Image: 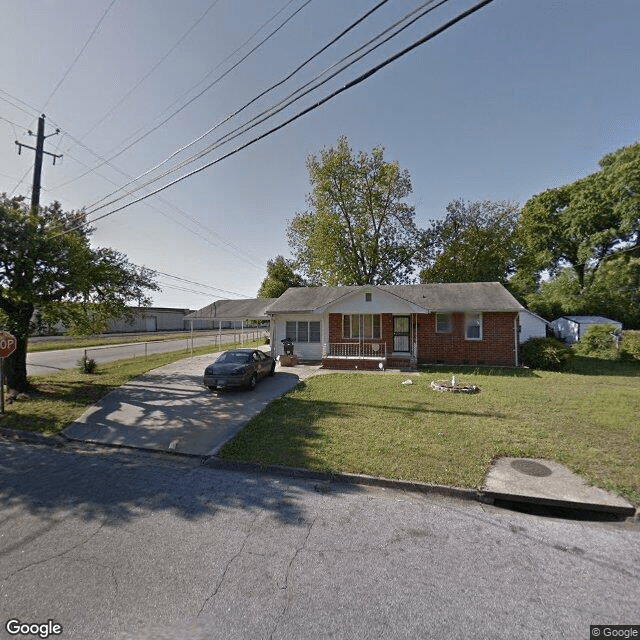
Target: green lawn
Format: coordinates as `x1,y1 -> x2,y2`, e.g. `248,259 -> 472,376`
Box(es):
220,358 -> 640,505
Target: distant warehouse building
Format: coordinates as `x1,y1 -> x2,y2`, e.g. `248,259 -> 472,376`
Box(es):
106,307 -> 193,333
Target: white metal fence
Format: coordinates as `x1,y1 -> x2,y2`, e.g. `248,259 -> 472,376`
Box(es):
326,342 -> 387,358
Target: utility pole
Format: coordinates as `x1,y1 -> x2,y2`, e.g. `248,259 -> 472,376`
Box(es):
15,114 -> 62,211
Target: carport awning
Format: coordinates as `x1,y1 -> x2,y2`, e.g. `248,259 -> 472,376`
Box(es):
184,298 -> 276,322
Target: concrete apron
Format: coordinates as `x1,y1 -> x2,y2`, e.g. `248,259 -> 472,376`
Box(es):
63,350 -> 322,457
482,457 -> 636,517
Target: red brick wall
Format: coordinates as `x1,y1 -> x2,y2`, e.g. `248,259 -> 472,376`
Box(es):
328,311 -> 517,367
415,312 -> 517,366
328,313 -> 395,353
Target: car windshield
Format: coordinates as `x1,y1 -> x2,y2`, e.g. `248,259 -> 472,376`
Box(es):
216,351 -> 252,364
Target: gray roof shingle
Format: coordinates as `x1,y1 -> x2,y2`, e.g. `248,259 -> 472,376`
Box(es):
266,283 -> 524,314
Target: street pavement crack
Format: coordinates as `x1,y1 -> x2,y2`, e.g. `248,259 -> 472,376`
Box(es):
197,511 -> 258,617
1,520 -> 106,582
269,516 -> 317,640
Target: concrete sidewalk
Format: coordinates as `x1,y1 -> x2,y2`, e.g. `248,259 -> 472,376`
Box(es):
63,351 -> 322,456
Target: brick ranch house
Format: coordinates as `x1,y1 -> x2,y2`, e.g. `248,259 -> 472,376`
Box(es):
265,282 -> 525,370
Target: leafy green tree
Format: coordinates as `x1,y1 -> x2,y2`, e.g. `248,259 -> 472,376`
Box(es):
419,199 -> 520,284
572,324 -> 620,360
287,136 -> 422,285
0,196 -> 159,393
512,142 -> 640,297
524,257 -> 640,328
257,255 -> 305,298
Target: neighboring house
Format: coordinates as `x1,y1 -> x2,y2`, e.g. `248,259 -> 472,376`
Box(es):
518,309 -> 550,344
184,299 -> 276,330
551,315 -> 623,344
265,282 -> 524,370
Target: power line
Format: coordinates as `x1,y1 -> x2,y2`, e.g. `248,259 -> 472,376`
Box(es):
53,0 -> 313,191
0,90 -> 41,120
9,166 -> 33,197
76,0 -> 222,143
42,0 -> 118,111
2,105 -> 257,270
151,269 -> 250,298
58,0 -> 495,234
89,0 -> 394,210
38,121 -> 265,268
85,0 -> 449,216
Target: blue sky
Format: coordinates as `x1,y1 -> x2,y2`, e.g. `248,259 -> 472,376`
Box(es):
2,0 -> 639,309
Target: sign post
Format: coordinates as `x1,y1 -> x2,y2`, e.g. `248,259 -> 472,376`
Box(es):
0,331 -> 18,415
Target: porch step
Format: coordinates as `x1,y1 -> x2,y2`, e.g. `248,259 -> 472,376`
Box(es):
386,356 -> 417,371
387,363 -> 417,372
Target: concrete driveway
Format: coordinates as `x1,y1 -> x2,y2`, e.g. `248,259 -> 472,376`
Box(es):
63,349 -> 322,456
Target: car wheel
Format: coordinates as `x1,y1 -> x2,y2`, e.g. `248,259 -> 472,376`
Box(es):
247,373 -> 258,391
269,361 -> 276,376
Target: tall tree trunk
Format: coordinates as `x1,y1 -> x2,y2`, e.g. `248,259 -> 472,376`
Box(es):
5,335 -> 30,394
4,304 -> 33,394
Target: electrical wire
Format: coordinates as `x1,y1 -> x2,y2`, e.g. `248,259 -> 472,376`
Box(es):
9,166 -> 33,197
57,0 -> 496,235
41,0 -> 118,111
53,0 -> 313,191
85,0 -> 448,215
151,269 -> 250,298
44,126 -> 265,268
89,0 -> 394,209
76,0 -> 222,143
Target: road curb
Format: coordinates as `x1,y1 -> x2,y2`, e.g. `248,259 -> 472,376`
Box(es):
3,428 -> 638,519
202,456 -> 480,502
0,425 -> 479,501
59,431 -> 205,459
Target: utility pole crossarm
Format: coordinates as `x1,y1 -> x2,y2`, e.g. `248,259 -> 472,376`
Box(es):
15,141 -> 62,165
14,114 -> 62,211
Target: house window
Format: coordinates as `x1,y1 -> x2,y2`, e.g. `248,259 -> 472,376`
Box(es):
436,313 -> 452,333
309,322 -> 321,342
465,313 -> 483,340
343,314 -> 381,339
286,321 -> 320,342
365,292 -> 372,302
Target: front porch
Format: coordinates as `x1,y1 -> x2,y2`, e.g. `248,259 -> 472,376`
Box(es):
321,342 -> 417,371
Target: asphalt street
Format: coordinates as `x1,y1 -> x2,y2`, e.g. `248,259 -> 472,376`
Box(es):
0,438 -> 638,640
26,331 -> 264,376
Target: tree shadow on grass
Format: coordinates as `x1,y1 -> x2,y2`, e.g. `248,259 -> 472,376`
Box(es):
568,356 -> 640,377
2,378 -> 119,433
218,392 -> 509,474
419,365 -> 540,378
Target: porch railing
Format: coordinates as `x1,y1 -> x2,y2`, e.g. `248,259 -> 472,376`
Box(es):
325,342 -> 387,359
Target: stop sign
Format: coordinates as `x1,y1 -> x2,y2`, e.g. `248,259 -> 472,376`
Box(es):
0,331 -> 17,358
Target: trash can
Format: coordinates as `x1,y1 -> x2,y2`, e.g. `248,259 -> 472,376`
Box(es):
281,338 -> 294,356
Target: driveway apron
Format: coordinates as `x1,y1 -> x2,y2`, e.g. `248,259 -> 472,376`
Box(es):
63,351 -> 322,456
